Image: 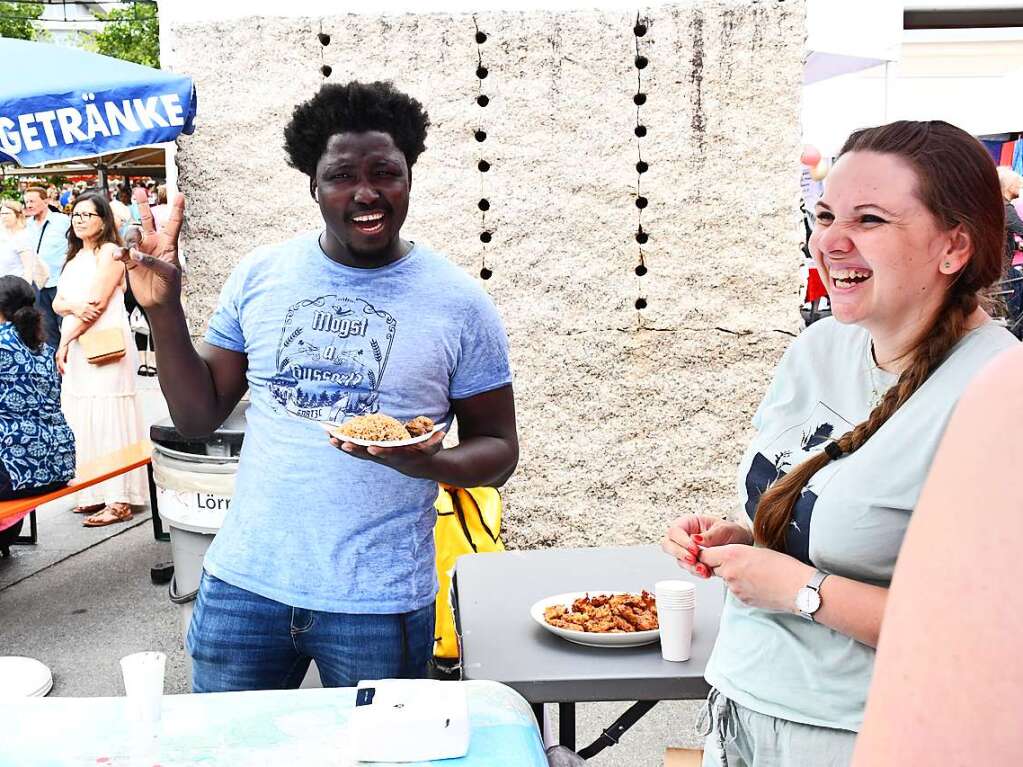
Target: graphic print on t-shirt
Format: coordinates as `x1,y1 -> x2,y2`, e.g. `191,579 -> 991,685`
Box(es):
268,294 -> 396,422
744,402 -> 855,564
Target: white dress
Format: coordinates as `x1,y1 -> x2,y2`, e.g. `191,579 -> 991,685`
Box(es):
58,247 -> 147,506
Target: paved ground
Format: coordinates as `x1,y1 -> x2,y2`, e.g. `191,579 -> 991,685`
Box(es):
0,373 -> 706,765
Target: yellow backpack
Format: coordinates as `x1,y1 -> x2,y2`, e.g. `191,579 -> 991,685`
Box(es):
433,484 -> 504,660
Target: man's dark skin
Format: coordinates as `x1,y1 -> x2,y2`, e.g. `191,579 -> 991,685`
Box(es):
121,130 -> 518,488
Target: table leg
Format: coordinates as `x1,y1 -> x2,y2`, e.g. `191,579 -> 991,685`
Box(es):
559,702 -> 576,752
531,702 -> 547,742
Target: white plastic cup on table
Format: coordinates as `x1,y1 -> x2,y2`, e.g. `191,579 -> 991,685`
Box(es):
655,580 -> 696,662
120,651 -> 166,730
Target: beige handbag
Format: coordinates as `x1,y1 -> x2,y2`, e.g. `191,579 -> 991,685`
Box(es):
79,327 -> 126,365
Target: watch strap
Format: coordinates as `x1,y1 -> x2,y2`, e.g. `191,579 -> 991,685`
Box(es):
807,569 -> 829,592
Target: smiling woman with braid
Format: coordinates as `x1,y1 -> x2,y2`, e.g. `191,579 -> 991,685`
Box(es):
662,121 -> 1018,767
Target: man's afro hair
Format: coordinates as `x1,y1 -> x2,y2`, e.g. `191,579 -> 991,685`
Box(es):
283,81 -> 430,178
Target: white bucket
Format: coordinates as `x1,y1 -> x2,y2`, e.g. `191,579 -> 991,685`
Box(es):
152,441 -> 321,688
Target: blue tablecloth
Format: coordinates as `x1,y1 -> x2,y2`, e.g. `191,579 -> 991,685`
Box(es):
0,680 -> 547,766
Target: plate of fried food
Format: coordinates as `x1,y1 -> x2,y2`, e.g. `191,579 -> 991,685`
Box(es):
322,413 -> 446,448
530,591 -> 660,648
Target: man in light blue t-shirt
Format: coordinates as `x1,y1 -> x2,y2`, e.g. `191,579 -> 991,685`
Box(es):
23,187 -> 70,349
119,81 -> 519,692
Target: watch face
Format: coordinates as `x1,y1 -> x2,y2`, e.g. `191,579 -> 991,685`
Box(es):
796,587 -> 821,615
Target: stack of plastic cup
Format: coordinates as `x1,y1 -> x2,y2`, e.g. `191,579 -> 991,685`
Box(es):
654,580 -> 696,662
120,651 -> 166,733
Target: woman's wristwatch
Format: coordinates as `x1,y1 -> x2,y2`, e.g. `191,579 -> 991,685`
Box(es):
795,569 -> 830,621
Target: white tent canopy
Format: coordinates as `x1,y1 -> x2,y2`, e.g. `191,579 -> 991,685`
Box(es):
804,0 -> 903,84
803,25 -> 1023,156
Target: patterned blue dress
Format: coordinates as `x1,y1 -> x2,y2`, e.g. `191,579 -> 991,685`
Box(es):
0,322 -> 75,497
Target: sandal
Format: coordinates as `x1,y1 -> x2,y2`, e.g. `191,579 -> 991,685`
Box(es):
82,504 -> 134,527
72,503 -> 106,515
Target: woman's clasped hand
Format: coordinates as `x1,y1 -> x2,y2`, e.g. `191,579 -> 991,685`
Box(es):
662,515 -> 812,613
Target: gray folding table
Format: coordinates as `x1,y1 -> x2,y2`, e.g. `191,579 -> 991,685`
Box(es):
454,545 -> 726,759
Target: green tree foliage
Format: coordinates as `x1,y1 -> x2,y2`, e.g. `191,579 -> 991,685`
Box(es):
94,3 -> 159,68
0,1 -> 44,40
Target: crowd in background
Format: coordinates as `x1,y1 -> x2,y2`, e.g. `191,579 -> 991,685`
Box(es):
0,179 -> 160,535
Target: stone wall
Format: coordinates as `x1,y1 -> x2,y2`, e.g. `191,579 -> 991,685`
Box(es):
164,1 -> 805,549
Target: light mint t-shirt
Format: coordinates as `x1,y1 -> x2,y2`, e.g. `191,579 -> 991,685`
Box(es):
24,211 -> 69,289
202,233 -> 512,613
705,317 -> 1017,732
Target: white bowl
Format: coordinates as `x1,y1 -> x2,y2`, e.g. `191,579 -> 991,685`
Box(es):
529,591 -> 660,648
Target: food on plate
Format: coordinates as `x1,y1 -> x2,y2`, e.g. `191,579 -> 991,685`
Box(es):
544,591 -> 658,633
404,415 -> 435,438
335,413 -> 410,442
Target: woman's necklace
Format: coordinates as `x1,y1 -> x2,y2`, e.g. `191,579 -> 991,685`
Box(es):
867,342 -> 887,410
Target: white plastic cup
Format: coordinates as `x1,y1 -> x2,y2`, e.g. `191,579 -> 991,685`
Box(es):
655,581 -> 696,662
655,580 -> 695,607
120,651 -> 166,730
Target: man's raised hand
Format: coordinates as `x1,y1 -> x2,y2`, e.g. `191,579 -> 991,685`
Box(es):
118,194 -> 185,311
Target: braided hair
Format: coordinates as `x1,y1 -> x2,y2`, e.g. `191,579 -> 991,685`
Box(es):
754,121 -> 1005,551
0,275 -> 45,352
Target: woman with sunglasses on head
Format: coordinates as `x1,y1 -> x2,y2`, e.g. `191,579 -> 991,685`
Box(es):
52,192 -> 146,526
662,121 -> 1018,766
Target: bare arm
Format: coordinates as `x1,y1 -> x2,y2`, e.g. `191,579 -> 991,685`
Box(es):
694,540 -> 889,648
147,303 -> 249,436
17,246 -> 33,284
52,290 -> 78,317
56,246 -> 124,345
810,575 -> 886,648
119,195 -> 249,436
332,384 -> 519,488
853,347 -> 1023,766
86,244 -> 128,313
428,384 -> 519,487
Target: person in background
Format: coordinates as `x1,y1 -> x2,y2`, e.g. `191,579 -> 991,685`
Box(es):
996,167 -> 1023,321
45,186 -> 61,213
851,345 -> 1023,766
52,192 -> 146,526
0,276 -> 75,555
59,183 -> 73,209
149,185 -> 170,232
108,185 -> 134,238
121,80 -> 518,693
996,167 -> 1023,261
22,186 -> 70,350
0,200 -> 46,286
662,121 -> 1017,767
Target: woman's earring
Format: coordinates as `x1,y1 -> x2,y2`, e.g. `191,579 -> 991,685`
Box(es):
944,261 -> 951,269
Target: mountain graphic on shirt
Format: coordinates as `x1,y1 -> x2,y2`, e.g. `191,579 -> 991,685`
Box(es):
270,295 -> 396,422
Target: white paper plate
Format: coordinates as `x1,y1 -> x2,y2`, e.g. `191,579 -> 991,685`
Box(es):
322,421 -> 446,448
529,591 -> 660,648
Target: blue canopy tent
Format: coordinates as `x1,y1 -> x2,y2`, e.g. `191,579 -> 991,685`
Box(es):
0,37 -> 196,180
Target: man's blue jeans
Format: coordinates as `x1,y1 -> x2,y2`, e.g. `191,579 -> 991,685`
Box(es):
186,571 -> 435,692
34,286 -> 60,352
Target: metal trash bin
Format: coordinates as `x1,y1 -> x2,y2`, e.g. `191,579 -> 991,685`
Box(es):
149,403 -> 321,688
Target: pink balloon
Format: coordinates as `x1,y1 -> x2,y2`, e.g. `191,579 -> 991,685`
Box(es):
800,145 -> 821,167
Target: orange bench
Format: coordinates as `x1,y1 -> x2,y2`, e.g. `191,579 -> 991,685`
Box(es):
0,441 -> 156,545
